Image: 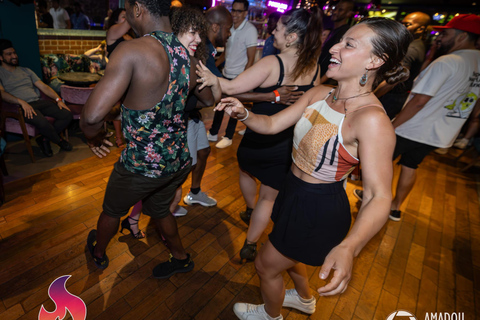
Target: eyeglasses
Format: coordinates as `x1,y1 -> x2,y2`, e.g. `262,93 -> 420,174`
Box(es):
231,9 -> 247,14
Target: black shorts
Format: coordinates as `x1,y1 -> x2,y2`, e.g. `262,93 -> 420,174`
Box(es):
269,171 -> 351,266
102,162 -> 190,219
393,135 -> 436,169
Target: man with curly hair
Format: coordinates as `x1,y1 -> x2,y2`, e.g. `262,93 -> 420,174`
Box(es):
81,0 -> 213,278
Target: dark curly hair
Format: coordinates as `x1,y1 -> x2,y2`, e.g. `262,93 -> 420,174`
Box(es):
127,0 -> 170,17
170,6 -> 208,64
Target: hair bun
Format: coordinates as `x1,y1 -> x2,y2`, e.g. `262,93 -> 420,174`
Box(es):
384,64 -> 410,85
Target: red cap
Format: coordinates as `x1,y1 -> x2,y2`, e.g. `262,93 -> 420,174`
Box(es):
433,14 -> 480,35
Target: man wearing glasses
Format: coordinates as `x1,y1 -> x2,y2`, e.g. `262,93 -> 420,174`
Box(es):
208,0 -> 258,148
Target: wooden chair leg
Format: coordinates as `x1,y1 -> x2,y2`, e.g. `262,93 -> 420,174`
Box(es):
18,116 -> 35,162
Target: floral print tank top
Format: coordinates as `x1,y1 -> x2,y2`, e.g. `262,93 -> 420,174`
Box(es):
120,31 -> 191,178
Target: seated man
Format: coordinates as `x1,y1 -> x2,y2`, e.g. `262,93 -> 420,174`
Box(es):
0,39 -> 72,157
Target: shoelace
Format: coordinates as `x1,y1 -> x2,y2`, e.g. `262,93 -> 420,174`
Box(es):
245,304 -> 264,314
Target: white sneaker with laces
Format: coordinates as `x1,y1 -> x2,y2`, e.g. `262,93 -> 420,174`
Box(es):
238,129 -> 246,135
233,303 -> 283,320
207,132 -> 218,142
183,191 -> 217,207
172,206 -> 188,217
282,289 -> 316,314
216,137 -> 232,149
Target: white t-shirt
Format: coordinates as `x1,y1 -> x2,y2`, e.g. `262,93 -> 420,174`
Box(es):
396,49 -> 480,148
49,7 -> 70,29
223,19 -> 258,79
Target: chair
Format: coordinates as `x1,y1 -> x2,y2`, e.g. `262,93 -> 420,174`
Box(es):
60,85 -> 94,119
0,95 -> 56,163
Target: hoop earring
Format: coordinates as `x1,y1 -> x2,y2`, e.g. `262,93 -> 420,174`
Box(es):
360,69 -> 368,86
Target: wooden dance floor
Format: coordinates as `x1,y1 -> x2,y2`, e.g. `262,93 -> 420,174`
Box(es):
0,137 -> 479,320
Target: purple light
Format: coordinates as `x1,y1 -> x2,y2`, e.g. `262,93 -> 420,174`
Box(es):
267,0 -> 288,12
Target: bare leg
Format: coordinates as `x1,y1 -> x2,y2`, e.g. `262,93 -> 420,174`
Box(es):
125,201 -> 144,237
170,186 -> 183,213
255,240 -> 299,318
191,147 -> 210,189
246,184 -> 278,243
152,214 -> 187,260
93,212 -> 120,258
391,165 -> 416,210
287,264 -> 313,300
239,169 -> 257,209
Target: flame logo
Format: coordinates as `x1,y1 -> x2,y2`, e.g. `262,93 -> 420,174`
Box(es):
38,275 -> 87,320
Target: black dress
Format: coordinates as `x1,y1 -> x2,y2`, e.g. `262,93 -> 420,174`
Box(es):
236,56 -> 319,190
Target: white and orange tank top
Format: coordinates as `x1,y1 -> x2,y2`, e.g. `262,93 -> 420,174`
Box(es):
292,91 -> 360,182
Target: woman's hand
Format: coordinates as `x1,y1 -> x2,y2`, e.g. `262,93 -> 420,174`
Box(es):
196,61 -> 219,90
317,243 -> 355,296
214,97 -> 248,120
277,86 -> 304,105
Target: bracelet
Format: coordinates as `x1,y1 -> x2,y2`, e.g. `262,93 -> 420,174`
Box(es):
55,97 -> 63,103
238,108 -> 249,122
273,89 -> 281,103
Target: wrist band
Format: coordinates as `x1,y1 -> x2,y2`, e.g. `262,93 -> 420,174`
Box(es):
273,90 -> 281,103
238,108 -> 249,122
55,97 -> 62,103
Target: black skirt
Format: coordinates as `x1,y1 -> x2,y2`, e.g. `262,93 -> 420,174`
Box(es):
269,170 -> 352,266
237,136 -> 293,191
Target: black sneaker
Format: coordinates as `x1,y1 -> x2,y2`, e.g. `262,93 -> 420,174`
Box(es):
36,136 -> 53,157
239,208 -> 253,225
389,210 -> 401,221
152,253 -> 194,279
353,189 -> 363,201
58,139 -> 73,151
87,229 -> 109,269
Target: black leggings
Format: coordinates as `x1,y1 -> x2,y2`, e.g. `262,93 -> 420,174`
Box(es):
26,100 -> 73,144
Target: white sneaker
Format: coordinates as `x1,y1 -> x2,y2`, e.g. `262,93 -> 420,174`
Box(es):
216,137 -> 232,149
233,303 -> 283,320
283,289 -> 316,314
454,138 -> 469,149
172,206 -> 188,217
434,148 -> 449,155
238,129 -> 246,135
184,191 -> 217,206
207,132 -> 218,142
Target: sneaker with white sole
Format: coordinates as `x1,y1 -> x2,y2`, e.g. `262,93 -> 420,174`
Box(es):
238,129 -> 246,135
233,303 -> 283,320
283,289 -> 316,314
207,132 -> 218,142
434,148 -> 449,155
172,206 -> 188,217
353,189 -> 363,202
454,137 -> 469,149
184,191 -> 217,206
216,137 -> 232,148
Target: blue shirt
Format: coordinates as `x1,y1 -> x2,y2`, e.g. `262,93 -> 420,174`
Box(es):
262,35 -> 279,58
71,12 -> 90,30
206,39 -> 223,78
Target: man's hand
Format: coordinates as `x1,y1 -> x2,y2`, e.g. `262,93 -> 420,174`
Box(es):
86,130 -> 113,158
19,101 -> 37,119
277,86 -> 304,105
57,100 -> 71,111
317,244 -> 355,296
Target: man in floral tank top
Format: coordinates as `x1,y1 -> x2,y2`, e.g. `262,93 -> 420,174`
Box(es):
81,0 -> 194,278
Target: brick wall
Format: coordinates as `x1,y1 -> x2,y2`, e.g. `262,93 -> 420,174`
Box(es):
38,35 -> 105,55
